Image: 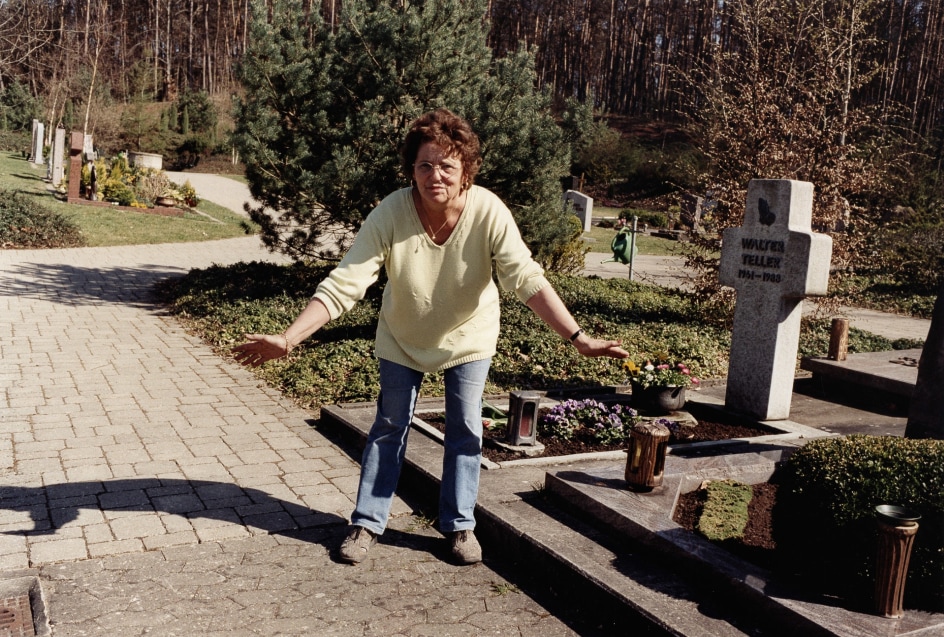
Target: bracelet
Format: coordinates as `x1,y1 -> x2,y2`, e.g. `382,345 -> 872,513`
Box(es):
568,328 -> 584,344
281,332 -> 295,354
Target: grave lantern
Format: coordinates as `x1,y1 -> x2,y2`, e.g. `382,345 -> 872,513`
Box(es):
625,421 -> 670,491
874,505 -> 921,618
506,391 -> 541,446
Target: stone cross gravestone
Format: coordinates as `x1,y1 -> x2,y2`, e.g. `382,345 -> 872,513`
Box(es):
51,126 -> 66,186
564,190 -> 593,232
719,179 -> 833,420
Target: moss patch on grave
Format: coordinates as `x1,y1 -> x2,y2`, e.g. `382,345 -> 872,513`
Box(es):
696,479 -> 753,541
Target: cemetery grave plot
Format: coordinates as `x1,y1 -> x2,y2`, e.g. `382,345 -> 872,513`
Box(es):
673,481 -> 779,566
416,408 -> 780,463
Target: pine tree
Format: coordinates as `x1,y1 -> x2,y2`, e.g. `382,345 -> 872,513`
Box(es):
233,0 -> 587,269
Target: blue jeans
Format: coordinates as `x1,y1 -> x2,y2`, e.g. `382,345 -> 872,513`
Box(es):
350,357 -> 491,535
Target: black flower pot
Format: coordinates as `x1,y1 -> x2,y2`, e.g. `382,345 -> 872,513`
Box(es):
631,381 -> 686,415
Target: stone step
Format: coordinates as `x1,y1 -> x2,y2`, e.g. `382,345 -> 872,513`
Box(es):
318,396 -> 944,636
800,348 -> 921,397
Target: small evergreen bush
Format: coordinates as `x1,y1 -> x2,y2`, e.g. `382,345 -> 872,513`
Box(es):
620,208 -> 667,228
541,214 -> 589,275
0,190 -> 85,248
100,179 -> 136,206
774,435 -> 944,612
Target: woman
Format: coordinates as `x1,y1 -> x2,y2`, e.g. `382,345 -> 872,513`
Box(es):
233,108 -> 627,565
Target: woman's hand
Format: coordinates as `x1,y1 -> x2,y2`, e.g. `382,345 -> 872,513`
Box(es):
232,334 -> 291,367
573,335 -> 629,359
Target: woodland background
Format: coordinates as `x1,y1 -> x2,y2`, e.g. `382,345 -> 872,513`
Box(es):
2,0 -> 940,138
2,0 -> 943,294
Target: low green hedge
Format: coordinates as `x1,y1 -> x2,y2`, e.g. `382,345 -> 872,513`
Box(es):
620,208 -> 668,228
774,435 -> 944,612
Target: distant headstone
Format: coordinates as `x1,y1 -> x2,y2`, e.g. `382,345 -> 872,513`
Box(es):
564,190 -> 593,232
29,119 -> 38,161
680,193 -> 704,232
51,126 -> 66,187
719,179 -> 833,420
30,120 -> 45,165
67,131 -> 84,202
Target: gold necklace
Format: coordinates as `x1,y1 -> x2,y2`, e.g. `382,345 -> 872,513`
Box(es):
426,215 -> 451,240
416,194 -> 452,240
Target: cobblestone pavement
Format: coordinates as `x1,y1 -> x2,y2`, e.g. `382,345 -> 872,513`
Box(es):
0,239 -> 603,636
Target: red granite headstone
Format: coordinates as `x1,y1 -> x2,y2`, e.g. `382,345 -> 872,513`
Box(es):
67,131 -> 84,202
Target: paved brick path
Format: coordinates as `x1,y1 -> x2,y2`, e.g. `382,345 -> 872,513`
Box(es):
0,238 -> 596,635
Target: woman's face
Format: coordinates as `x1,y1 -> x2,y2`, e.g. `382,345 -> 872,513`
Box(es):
412,142 -> 465,210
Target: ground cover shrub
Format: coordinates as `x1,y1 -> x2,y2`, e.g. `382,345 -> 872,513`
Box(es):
158,261 -> 919,421
0,189 -> 86,248
491,274 -> 731,392
774,435 -> 944,612
158,261 -> 733,409
830,273 -> 938,320
798,317 -> 924,357
697,480 -> 753,541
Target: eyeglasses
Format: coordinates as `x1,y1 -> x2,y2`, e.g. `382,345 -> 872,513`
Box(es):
414,161 -> 460,177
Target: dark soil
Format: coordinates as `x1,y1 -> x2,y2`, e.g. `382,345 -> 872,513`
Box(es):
417,411 -> 777,464
417,408 -> 780,561
673,482 -> 779,567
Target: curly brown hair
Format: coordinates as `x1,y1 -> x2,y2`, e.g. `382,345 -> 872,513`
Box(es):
399,108 -> 482,189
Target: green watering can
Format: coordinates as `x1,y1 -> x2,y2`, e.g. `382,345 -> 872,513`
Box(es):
602,227 -> 637,265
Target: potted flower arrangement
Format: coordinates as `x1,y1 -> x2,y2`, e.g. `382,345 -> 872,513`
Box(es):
623,355 -> 699,414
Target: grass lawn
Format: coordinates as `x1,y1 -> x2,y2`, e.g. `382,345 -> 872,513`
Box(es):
2,153 -> 256,246
584,205 -> 690,256
583,224 -> 687,256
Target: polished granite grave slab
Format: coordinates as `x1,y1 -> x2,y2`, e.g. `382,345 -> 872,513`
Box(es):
546,454 -> 944,637
800,348 -> 922,397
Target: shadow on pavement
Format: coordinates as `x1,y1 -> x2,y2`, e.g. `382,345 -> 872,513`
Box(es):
0,262 -> 187,307
0,478 -> 346,539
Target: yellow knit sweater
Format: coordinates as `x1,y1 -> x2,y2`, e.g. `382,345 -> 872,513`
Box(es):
313,185 -> 550,372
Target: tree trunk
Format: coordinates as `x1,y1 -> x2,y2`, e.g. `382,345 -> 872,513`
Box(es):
905,277 -> 944,440
154,0 -> 160,94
